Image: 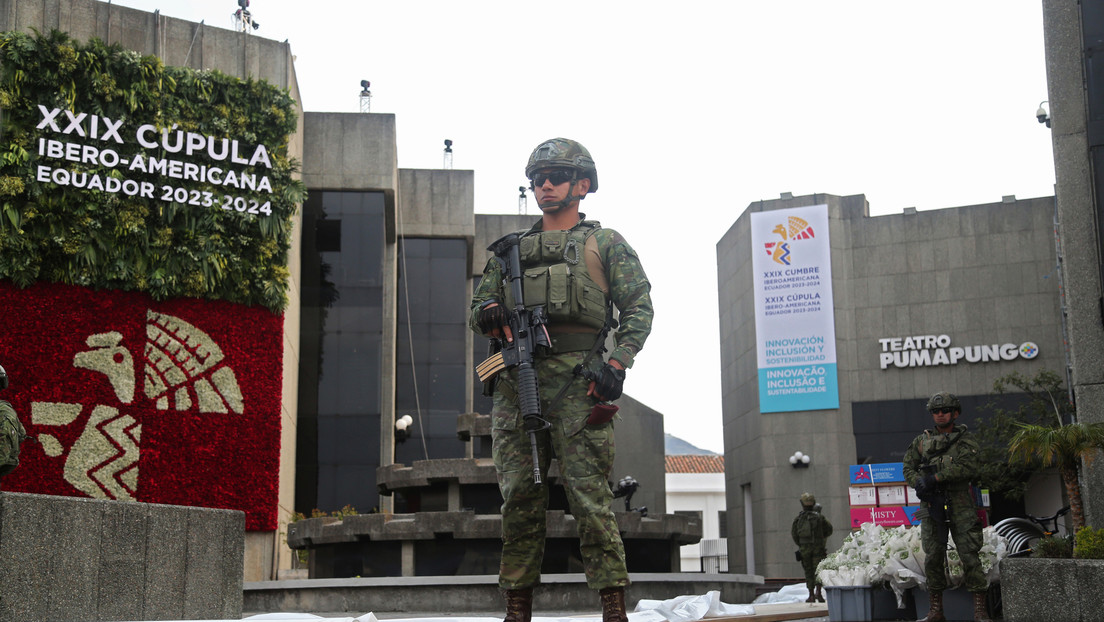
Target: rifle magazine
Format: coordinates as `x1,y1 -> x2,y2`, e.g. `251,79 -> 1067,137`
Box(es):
477,352 -> 506,382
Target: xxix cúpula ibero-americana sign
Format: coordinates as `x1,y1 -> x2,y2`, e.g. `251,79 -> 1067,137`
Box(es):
0,30 -> 304,530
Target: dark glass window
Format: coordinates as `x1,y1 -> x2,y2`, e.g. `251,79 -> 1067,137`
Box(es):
394,238 -> 469,471
297,191 -> 385,514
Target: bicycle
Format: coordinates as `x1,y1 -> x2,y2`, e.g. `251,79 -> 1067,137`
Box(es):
993,505 -> 1072,557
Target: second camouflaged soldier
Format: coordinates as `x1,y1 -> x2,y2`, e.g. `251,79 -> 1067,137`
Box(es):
791,492 -> 833,603
471,138 -> 653,622
903,392 -> 990,622
0,364 -> 28,484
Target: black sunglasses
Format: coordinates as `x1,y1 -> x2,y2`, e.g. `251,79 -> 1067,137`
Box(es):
530,169 -> 576,187
930,407 -> 956,415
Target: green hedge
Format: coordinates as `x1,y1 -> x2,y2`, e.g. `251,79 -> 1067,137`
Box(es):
0,29 -> 305,313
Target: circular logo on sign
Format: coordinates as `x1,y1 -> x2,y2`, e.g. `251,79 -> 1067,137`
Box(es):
1019,342 -> 1039,359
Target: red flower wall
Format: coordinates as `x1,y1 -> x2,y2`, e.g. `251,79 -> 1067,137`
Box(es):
0,280 -> 283,530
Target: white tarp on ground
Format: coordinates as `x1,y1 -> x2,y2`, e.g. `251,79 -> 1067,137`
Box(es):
141,587 -> 815,622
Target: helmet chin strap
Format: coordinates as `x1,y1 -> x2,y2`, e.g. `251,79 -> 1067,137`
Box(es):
535,174 -> 584,212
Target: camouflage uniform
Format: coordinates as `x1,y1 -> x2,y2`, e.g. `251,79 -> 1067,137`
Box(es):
471,216 -> 652,591
902,423 -> 987,593
0,400 -> 26,479
791,504 -> 833,593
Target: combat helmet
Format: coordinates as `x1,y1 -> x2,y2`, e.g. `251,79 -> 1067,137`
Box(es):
800,492 -> 816,507
0,364 -> 7,391
926,391 -> 960,412
525,138 -> 599,192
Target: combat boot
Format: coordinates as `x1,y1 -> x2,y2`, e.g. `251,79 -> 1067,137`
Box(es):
972,592 -> 992,622
814,584 -> 825,602
502,587 -> 533,622
918,590 -> 946,622
599,586 -> 628,622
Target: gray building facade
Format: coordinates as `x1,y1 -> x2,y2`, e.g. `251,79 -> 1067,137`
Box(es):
1042,0 -> 1104,531
718,193 -> 1065,577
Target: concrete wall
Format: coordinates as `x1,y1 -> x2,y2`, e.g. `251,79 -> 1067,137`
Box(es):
399,168 -> 475,240
0,492 -> 243,622
1042,0 -> 1104,529
612,394 -> 667,515
244,573 -> 763,617
472,213 -> 538,276
0,0 -> 306,581
718,193 -> 1064,577
301,112 -> 399,239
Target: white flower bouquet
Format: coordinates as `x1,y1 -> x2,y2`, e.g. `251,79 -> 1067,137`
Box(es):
816,523 -> 1008,607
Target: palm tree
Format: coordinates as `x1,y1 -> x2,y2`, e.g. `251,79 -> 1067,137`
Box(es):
1008,421 -> 1104,531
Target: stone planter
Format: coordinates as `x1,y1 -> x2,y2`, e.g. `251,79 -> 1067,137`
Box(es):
1001,557 -> 1104,622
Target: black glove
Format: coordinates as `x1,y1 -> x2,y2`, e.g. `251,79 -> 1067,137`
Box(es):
914,473 -> 937,501
586,363 -> 626,402
475,300 -> 507,335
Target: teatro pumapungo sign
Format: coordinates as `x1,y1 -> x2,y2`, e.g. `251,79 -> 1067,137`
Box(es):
878,334 -> 1039,370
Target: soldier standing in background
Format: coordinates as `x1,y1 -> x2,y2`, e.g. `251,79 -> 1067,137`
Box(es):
791,492 -> 833,602
0,364 -> 29,484
471,138 -> 653,622
903,392 -> 990,622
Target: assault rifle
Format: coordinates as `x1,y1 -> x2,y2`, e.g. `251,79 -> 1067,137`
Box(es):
475,232 -> 552,484
918,463 -> 948,526
915,430 -> 963,526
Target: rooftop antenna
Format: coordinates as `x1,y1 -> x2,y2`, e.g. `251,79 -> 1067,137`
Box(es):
443,139 -> 453,169
518,186 -> 528,215
232,0 -> 259,33
359,80 -> 371,113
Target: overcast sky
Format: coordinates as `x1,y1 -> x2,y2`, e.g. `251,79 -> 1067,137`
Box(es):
111,1 -> 1056,454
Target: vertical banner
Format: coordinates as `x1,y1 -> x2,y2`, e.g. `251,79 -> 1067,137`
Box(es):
750,204 -> 839,413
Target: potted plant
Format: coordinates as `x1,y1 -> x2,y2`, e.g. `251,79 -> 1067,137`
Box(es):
1007,420 -> 1104,532
997,373 -> 1104,621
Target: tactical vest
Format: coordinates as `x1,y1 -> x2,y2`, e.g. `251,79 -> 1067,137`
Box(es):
918,426 -> 969,491
502,220 -> 610,331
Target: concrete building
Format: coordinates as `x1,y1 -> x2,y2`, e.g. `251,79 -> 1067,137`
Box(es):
717,193 -> 1065,577
1041,0 -> 1104,530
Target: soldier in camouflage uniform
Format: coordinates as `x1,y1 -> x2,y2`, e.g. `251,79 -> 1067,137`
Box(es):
791,492 -> 832,603
0,364 -> 28,483
903,392 -> 991,622
471,138 -> 652,622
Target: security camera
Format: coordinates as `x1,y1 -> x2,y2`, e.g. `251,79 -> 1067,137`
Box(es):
1036,101 -> 1052,128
